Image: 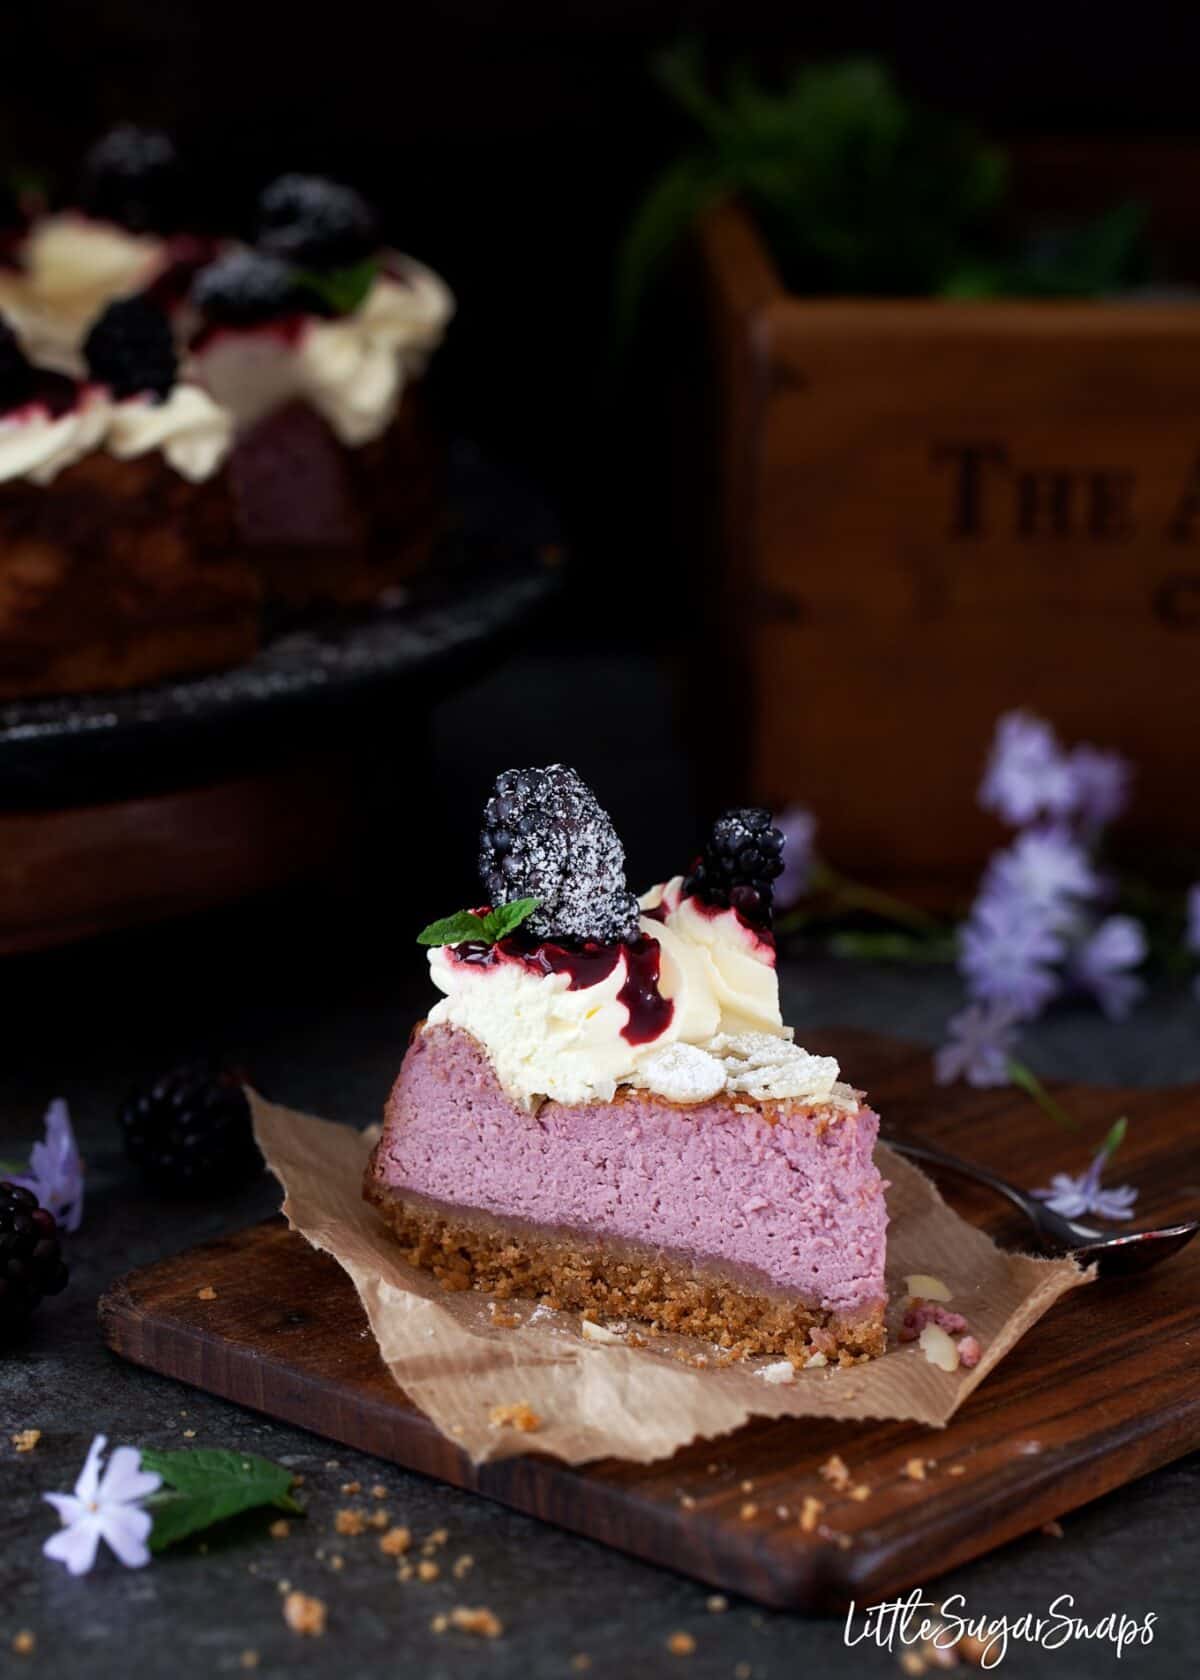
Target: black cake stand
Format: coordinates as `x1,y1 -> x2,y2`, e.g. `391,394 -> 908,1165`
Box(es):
0,442 -> 563,953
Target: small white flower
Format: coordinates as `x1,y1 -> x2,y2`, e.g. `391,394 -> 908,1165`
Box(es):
43,1434 -> 161,1575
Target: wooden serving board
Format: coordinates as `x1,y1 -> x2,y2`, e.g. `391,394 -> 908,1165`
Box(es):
98,1030 -> 1200,1612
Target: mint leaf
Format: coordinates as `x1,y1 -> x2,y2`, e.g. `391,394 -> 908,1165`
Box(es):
416,910 -> 491,947
482,897 -> 540,941
140,1448 -> 302,1553
295,258 -> 378,317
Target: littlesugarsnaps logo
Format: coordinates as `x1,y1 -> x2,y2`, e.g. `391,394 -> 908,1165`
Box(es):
843,1589 -> 1157,1668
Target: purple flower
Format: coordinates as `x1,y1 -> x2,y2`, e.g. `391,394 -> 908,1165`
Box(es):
1034,1122 -> 1138,1223
959,893 -> 1064,1018
773,804 -> 816,907
1066,744 -> 1131,833
13,1098 -> 84,1233
981,825 -> 1100,922
43,1435 -> 161,1575
934,1002 -> 1021,1087
1070,916 -> 1147,1021
979,711 -> 1077,827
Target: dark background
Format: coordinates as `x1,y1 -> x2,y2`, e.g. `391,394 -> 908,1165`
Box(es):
8,0 -> 1200,637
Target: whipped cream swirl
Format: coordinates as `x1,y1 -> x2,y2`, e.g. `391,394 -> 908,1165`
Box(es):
425,878 -> 852,1112
0,214 -> 166,370
107,385 -> 233,480
0,389 -> 112,485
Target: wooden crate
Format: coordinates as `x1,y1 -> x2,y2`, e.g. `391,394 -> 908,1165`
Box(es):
696,200 -> 1200,897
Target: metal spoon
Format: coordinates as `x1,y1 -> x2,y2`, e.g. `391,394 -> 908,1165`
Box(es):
882,1133 -> 1199,1278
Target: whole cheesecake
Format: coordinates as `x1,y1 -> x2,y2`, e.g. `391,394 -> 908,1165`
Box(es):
0,131 -> 454,701
366,774 -> 888,1366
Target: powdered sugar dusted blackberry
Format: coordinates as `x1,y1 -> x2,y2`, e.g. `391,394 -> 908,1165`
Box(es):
478,765 -> 640,943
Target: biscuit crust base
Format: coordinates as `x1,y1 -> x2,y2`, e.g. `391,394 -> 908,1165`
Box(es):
363,1177 -> 886,1365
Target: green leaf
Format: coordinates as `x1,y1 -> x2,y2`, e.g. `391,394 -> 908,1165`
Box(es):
1005,1058 -> 1080,1133
140,1448 -> 302,1553
1101,1115 -> 1129,1162
294,257 -> 379,317
416,910 -> 491,947
482,897 -> 541,941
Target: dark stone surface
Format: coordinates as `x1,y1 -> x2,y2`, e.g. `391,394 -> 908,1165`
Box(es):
1,901 -> 1196,1679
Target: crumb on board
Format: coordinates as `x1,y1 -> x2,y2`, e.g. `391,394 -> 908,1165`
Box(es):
368,1508 -> 389,1529
453,1553 -> 474,1579
666,1631 -> 696,1656
849,1484 -> 871,1502
11,1430 -> 41,1453
489,1402 -> 542,1433
334,1509 -> 366,1536
196,1286 -> 217,1301
947,1463 -> 966,1476
282,1592 -> 326,1637
269,1520 -> 289,1539
340,1480 -> 361,1495
417,1559 -> 440,1581
379,1526 -> 412,1556
182,1429 -> 196,1439
819,1454 -> 851,1492
679,1493 -> 696,1510
488,1302 -> 522,1328
903,1458 -> 928,1482
12,1631 -> 36,1657
371,1483 -> 387,1500
739,1503 -> 758,1521
437,1606 -> 503,1638
740,1479 -> 755,1493
706,1595 -> 729,1613
800,1496 -> 824,1533
239,1653 -> 258,1671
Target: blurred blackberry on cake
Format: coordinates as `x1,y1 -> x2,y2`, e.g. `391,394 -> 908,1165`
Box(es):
0,130 -> 454,702
0,1181 -> 68,1335
190,248 -> 302,327
120,1063 -> 261,1194
685,808 -> 785,927
79,125 -> 180,234
255,174 -> 380,271
84,294 -> 176,400
479,765 -> 641,944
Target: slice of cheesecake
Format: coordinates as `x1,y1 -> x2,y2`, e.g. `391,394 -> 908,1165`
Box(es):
365,773 -> 888,1365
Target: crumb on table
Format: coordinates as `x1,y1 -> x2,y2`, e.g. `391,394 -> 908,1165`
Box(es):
282,1591 -> 327,1637
379,1525 -> 412,1556
12,1429 -> 41,1454
12,1631 -> 36,1657
196,1286 -> 217,1301
666,1631 -> 696,1656
334,1508 -> 366,1536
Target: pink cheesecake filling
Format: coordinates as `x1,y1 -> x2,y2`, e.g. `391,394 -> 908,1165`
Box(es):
373,1026 -> 887,1316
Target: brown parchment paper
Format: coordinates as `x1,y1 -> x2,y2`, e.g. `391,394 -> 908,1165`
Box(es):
250,1092 -> 1092,1466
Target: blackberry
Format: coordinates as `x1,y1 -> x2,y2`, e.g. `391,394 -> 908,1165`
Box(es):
255,173 -> 379,270
0,314 -> 34,413
191,248 -> 303,326
83,295 -> 177,401
0,1182 -> 68,1336
684,808 -> 785,927
79,125 -> 179,234
479,765 -> 640,944
119,1064 -> 261,1194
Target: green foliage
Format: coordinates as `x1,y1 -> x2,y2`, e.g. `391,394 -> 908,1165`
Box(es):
141,1448 -> 302,1553
295,257 -> 378,316
417,897 -> 541,948
617,45 -> 1146,341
